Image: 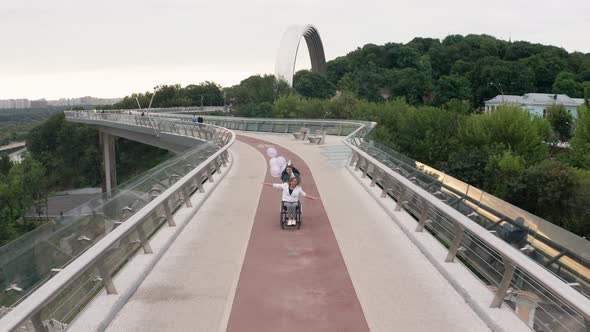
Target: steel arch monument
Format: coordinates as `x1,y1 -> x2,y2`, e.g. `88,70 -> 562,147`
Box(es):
275,24 -> 327,87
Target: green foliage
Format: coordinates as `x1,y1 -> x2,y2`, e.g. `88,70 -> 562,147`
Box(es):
434,75 -> 472,105
485,150 -> 526,197
272,94 -> 327,119
0,108 -> 63,145
445,147 -> 489,188
0,154 -> 48,245
458,105 -> 549,165
113,82 -> 225,109
0,154 -> 12,176
505,160 -> 577,229
227,74 -> 290,106
293,70 -> 336,99
553,71 -> 582,97
570,169 -> 590,237
546,104 -> 573,141
28,113 -> 102,189
571,105 -> 590,168
233,102 -> 273,118
326,35 -> 588,106
116,138 -> 174,184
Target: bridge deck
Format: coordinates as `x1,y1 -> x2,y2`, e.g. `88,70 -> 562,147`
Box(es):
104,133 -> 492,331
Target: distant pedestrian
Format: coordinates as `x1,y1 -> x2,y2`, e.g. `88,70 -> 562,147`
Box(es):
141,111 -> 145,116
192,114 -> 197,123
197,116 -> 204,123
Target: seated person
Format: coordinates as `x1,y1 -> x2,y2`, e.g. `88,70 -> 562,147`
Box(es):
263,177 -> 317,226
281,165 -> 300,183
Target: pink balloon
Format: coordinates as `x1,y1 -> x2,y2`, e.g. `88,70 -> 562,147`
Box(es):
266,147 -> 277,158
270,166 -> 282,178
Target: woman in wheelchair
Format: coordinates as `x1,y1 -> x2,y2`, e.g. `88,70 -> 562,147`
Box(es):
263,177 -> 317,226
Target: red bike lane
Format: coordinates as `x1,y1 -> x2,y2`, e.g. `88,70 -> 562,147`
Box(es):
226,135 -> 369,332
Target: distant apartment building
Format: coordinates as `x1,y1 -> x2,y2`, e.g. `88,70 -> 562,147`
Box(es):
484,93 -> 584,118
0,96 -> 121,109
30,99 -> 48,108
46,96 -> 122,107
0,99 -> 31,109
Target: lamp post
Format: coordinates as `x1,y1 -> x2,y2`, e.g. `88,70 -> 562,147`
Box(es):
490,82 -> 505,103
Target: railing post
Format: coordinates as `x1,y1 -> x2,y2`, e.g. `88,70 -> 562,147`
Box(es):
208,164 -> 215,182
96,258 -> 117,294
349,152 -> 358,167
370,170 -> 379,187
394,187 -> 407,211
136,223 -> 153,254
415,200 -> 431,232
182,186 -> 193,208
361,162 -> 372,178
195,173 -> 206,193
445,222 -> 465,262
163,202 -> 176,226
490,258 -> 516,308
354,156 -> 363,171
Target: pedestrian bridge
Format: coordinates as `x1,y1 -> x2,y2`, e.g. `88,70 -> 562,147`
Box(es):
1,111 -> 589,332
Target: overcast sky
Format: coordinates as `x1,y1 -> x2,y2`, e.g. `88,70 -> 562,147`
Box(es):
1,0 -> 588,100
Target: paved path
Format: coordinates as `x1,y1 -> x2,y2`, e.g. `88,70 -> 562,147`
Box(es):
226,135 -> 369,332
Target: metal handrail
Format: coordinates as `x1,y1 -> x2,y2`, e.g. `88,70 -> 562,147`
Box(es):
0,112 -> 235,332
343,133 -> 590,330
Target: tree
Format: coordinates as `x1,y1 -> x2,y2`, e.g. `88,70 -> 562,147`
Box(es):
293,70 -> 336,99
183,82 -> 224,106
7,154 -> 48,220
458,105 -> 550,165
571,105 -> 590,168
546,104 -> 573,141
552,71 -> 582,97
434,75 -> 472,105
0,154 -> 12,176
505,160 -> 577,229
227,75 -> 290,106
485,150 -> 525,198
234,102 -> 273,118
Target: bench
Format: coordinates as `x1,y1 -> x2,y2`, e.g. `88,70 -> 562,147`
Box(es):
307,130 -> 326,145
293,127 -> 310,140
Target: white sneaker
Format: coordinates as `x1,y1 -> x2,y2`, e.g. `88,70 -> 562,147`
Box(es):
289,219 -> 295,226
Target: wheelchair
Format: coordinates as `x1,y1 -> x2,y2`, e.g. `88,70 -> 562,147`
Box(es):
280,201 -> 302,229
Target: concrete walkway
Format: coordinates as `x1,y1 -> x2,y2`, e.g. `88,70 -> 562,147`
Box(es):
105,132 -> 497,332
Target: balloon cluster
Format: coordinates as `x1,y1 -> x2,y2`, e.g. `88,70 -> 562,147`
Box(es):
266,147 -> 288,178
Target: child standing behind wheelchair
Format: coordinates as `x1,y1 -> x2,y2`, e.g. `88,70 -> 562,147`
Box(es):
263,177 -> 317,226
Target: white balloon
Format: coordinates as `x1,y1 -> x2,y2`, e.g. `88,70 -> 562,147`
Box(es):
269,158 -> 279,168
270,166 -> 282,178
277,156 -> 287,167
266,147 -> 277,158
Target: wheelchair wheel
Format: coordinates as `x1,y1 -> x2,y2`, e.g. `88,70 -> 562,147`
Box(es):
280,212 -> 285,229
